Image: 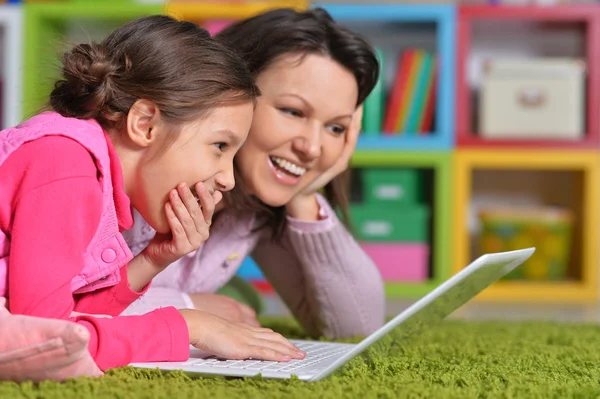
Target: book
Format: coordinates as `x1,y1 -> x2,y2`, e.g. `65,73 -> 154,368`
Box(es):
362,47 -> 386,135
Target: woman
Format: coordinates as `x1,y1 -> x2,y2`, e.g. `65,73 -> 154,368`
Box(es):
123,8 -> 385,339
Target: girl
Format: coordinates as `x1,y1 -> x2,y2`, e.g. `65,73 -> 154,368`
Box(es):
0,14 -> 304,377
123,8 -> 386,339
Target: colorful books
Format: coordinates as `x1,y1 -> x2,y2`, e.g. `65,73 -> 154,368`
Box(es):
369,47 -> 437,136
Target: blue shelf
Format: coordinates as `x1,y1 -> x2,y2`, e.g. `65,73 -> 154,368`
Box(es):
316,3 -> 456,151
357,132 -> 451,150
236,256 -> 265,280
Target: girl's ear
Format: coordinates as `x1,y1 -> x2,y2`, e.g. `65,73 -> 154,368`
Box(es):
125,99 -> 161,148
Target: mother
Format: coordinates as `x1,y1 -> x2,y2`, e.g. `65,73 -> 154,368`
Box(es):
123,7 -> 385,339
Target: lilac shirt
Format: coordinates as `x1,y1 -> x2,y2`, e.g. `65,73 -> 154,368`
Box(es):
122,194 -> 385,338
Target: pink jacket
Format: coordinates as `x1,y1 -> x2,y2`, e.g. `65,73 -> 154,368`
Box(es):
0,112 -> 189,370
123,195 -> 386,339
0,112 -> 132,298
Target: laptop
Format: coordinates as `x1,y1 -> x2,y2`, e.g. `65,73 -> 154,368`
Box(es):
130,247 -> 535,382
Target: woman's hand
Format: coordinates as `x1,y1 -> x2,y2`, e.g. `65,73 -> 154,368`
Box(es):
127,182 -> 222,292
285,106 -> 363,221
189,293 -> 261,327
179,309 -> 305,362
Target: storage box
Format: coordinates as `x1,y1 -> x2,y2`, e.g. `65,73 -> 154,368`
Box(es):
350,204 -> 430,242
361,242 -> 429,282
362,168 -> 423,206
479,58 -> 585,140
478,207 -> 573,280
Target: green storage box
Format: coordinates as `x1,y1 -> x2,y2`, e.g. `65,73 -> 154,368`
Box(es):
363,168 -> 423,206
350,204 -> 430,242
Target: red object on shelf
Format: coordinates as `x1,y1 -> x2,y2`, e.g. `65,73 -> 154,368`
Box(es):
456,5 -> 600,149
250,280 -> 275,294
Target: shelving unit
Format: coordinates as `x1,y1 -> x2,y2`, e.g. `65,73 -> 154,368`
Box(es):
166,0 -> 307,21
351,151 -> 452,298
456,5 -> 600,149
319,4 -> 455,298
319,3 -> 456,151
0,4 -> 22,128
451,5 -> 600,303
22,2 -> 164,119
453,149 -> 599,302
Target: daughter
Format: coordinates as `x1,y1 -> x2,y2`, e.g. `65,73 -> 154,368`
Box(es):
0,15 -> 303,375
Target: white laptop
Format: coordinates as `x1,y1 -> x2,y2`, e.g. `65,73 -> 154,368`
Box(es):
131,248 -> 535,382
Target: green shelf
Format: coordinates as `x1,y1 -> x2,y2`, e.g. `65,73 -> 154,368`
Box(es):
23,3 -> 164,120
351,151 -> 452,299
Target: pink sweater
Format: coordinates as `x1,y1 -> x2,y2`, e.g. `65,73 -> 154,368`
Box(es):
0,135 -> 189,370
122,196 -> 386,338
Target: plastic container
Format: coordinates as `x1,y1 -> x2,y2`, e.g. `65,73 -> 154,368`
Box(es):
362,168 -> 424,206
361,242 -> 429,282
350,204 -> 430,242
478,207 -> 573,280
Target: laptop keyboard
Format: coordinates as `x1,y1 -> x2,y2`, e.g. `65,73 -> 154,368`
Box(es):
187,341 -> 353,373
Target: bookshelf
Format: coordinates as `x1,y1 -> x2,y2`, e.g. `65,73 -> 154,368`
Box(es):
319,3 -> 456,151
351,151 -> 452,298
165,0 -> 307,21
22,2 -> 164,120
456,5 -> 600,149
451,5 -> 600,303
310,3 -> 457,299
453,149 -> 599,302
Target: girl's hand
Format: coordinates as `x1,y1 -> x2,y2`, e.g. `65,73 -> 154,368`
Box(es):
286,106 -> 363,220
179,309 -> 305,362
126,182 -> 221,292
143,182 -> 222,269
189,293 -> 261,327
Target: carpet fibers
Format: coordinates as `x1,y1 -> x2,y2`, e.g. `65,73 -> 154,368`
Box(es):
2,318 -> 600,399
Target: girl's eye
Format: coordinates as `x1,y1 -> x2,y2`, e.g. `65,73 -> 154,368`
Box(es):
215,142 -> 228,152
328,125 -> 347,136
279,108 -> 303,118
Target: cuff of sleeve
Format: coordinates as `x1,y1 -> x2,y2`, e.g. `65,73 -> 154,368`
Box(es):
286,193 -> 336,233
181,293 -> 195,310
113,266 -> 151,306
158,306 -> 190,361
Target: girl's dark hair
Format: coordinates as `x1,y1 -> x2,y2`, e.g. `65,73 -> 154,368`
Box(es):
216,7 -> 379,238
50,15 -> 259,132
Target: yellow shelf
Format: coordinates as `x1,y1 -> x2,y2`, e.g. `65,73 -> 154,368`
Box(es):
476,281 -> 596,303
166,1 -> 307,21
453,149 -> 600,303
453,149 -> 600,170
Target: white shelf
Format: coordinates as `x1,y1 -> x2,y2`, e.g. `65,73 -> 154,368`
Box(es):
0,5 -> 22,128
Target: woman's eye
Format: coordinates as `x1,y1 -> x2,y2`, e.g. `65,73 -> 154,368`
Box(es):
215,142 -> 228,152
279,108 -> 303,118
328,125 -> 347,136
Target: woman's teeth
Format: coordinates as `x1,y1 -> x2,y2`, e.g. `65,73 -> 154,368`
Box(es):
270,156 -> 306,176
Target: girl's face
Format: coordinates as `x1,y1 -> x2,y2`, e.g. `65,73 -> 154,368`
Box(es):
235,53 -> 359,207
132,100 -> 254,233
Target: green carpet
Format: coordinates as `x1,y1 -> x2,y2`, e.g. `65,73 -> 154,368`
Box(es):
3,318 -> 600,399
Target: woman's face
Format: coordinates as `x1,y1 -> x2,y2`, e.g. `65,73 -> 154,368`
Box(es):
235,53 -> 358,207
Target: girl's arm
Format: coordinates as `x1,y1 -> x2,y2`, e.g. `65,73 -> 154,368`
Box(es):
7,137 -> 190,370
251,194 -> 386,339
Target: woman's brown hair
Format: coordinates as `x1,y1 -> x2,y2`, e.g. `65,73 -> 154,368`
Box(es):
50,15 -> 259,133
216,7 -> 379,239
